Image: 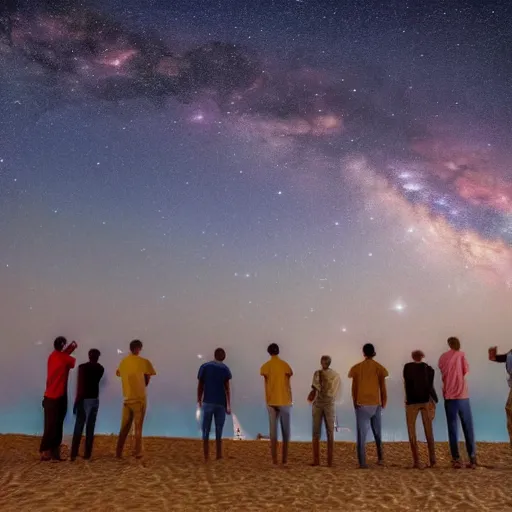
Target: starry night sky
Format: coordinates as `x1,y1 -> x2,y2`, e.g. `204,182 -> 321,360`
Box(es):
1,0 -> 512,440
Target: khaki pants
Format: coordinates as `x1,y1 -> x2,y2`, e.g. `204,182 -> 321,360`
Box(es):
312,401 -> 335,440
506,389 -> 512,447
405,402 -> 436,465
116,400 -> 146,457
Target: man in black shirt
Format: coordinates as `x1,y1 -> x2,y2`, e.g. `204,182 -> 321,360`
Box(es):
70,349 -> 104,461
403,350 -> 438,468
488,346 -> 512,448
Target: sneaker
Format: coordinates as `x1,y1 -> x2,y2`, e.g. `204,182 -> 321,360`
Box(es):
451,459 -> 463,469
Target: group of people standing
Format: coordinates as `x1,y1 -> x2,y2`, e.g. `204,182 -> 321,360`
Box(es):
39,337 -> 155,461
39,335 -> 512,470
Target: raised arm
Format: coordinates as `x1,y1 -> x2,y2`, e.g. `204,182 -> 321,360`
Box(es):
489,346 -> 509,363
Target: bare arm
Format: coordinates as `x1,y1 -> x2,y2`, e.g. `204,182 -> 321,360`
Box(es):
351,380 -> 358,407
225,380 -> 231,413
379,374 -> 388,408
197,380 -> 204,405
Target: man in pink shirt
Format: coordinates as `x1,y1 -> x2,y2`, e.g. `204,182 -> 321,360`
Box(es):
438,336 -> 476,468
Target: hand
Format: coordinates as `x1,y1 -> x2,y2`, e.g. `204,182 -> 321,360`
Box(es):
307,390 -> 316,403
198,400 -> 202,408
488,346 -> 497,361
226,405 -> 231,415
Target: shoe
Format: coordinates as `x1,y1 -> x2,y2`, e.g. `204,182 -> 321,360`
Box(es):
451,459 -> 463,469
40,451 -> 51,461
467,458 -> 477,469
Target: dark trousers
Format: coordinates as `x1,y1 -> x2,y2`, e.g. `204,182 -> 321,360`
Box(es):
71,398 -> 100,459
40,395 -> 68,455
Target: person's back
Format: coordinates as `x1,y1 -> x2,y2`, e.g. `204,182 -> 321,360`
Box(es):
116,340 -> 156,459
40,336 -> 77,461
77,361 -> 104,400
260,343 -> 293,465
118,353 -> 154,402
45,348 -> 76,400
71,349 -> 104,461
200,360 -> 231,407
349,358 -> 387,406
348,343 -> 387,468
197,348 -> 232,461
260,354 -> 293,407
309,356 -> 340,467
403,351 -> 437,468
438,347 -> 469,399
403,361 -> 435,405
439,337 -> 476,468
313,368 -> 340,405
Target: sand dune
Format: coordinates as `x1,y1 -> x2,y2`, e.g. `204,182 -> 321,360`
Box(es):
1,435 -> 512,511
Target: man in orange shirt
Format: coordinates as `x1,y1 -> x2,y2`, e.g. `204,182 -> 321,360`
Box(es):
260,343 -> 293,465
348,343 -> 388,468
40,336 -> 77,461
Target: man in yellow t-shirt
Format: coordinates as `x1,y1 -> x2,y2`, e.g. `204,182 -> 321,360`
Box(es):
115,339 -> 156,458
260,343 -> 293,465
348,343 -> 388,468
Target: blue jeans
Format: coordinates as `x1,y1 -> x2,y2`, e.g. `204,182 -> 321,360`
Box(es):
355,405 -> 383,466
202,403 -> 226,441
444,398 -> 476,461
71,398 -> 99,459
267,405 -> 291,443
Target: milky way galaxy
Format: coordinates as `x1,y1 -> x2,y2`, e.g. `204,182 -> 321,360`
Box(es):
1,0 -> 512,440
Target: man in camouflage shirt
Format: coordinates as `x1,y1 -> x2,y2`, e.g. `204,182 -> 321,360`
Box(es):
308,355 -> 341,467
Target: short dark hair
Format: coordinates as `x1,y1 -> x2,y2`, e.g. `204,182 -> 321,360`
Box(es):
363,343 -> 376,358
89,349 -> 101,362
267,343 -> 280,356
447,337 -> 461,350
54,336 -> 67,351
130,339 -> 143,353
214,348 -> 226,361
411,350 -> 424,362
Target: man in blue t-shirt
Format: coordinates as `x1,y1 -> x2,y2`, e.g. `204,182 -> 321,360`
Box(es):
197,348 -> 232,461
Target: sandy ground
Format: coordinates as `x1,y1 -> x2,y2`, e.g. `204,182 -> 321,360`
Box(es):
1,435 -> 512,511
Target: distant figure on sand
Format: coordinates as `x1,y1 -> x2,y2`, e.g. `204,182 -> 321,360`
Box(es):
115,340 -> 156,459
348,343 -> 388,469
260,343 -> 293,465
197,348 -> 232,461
488,346 -> 512,449
307,355 -> 341,467
403,350 -> 438,468
40,336 -> 77,461
70,349 -> 104,461
438,337 -> 477,468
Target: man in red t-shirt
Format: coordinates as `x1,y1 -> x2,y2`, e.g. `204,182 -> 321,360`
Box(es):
40,336 -> 77,461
